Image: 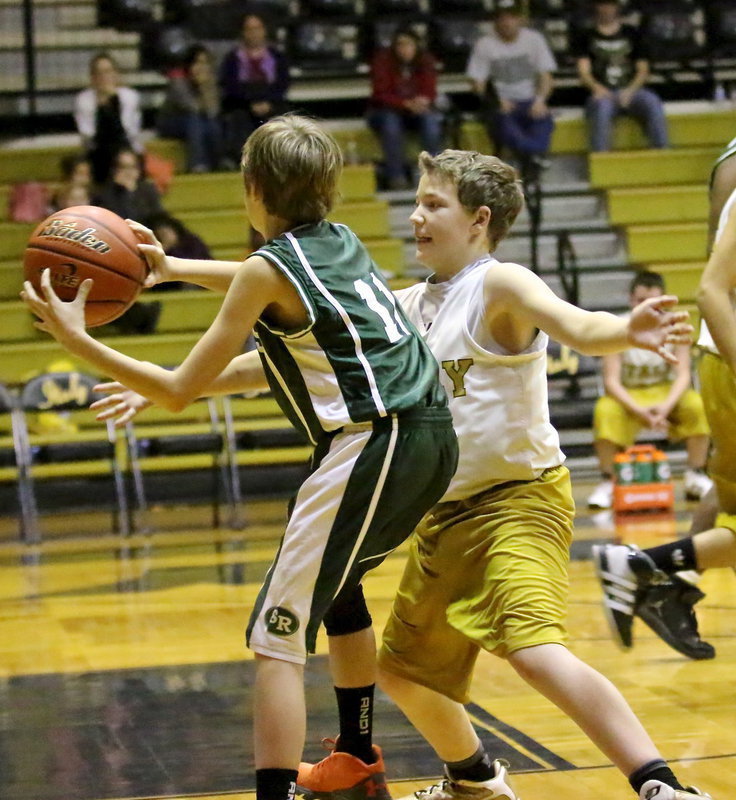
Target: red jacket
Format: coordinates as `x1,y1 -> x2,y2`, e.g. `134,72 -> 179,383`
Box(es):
369,49 -> 438,111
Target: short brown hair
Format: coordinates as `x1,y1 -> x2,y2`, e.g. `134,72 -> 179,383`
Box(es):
241,115 -> 343,225
418,149 -> 524,248
629,270 -> 665,295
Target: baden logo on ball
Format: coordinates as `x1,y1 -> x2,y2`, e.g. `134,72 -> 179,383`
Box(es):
24,205 -> 148,328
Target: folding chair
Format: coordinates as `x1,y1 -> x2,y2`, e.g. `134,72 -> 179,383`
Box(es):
13,371 -> 130,544
0,384 -> 32,541
125,395 -> 243,531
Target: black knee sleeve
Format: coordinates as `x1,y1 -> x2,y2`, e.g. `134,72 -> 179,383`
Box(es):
323,583 -> 372,636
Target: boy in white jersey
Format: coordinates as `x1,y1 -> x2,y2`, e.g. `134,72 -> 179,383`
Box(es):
586,269 -> 711,511
21,115 -> 458,800
88,150 -> 709,800
594,182 -> 736,668
294,150 -> 710,800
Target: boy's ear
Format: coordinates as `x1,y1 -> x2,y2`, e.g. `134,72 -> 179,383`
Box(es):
473,205 -> 491,230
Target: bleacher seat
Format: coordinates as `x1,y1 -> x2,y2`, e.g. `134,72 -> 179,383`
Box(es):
534,15 -> 574,73
430,0 -> 489,14
300,0 -> 366,18
429,17 -> 482,72
139,23 -> 196,70
373,0 -> 428,12
704,1 -> 736,65
98,0 -> 155,31
546,341 -> 600,432
640,1 -> 706,72
289,21 -> 363,74
363,20 -> 430,58
166,0 -> 254,39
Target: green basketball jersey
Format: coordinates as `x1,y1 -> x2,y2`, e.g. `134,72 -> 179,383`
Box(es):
710,135 -> 736,188
253,221 -> 445,444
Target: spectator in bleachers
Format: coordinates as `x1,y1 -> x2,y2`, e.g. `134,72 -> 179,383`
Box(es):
587,270 -> 712,509
157,45 -> 224,173
92,147 -> 166,333
367,26 -> 444,190
572,0 -> 669,152
466,0 -> 556,179
93,147 -> 164,226
218,12 -> 290,164
149,212 -> 213,292
74,53 -> 143,185
50,154 -> 93,211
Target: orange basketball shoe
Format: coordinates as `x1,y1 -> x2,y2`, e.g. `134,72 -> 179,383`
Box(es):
297,739 -> 392,800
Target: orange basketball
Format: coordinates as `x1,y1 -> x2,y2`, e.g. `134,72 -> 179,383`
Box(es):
23,205 -> 148,328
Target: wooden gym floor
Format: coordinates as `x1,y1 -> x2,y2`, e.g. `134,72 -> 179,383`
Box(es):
0,478 -> 733,800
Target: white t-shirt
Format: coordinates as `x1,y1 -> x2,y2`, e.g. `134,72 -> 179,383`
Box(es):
466,28 -> 557,102
73,86 -> 143,153
397,258 -> 564,502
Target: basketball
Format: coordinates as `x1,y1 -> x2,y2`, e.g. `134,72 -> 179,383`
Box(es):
23,205 -> 148,327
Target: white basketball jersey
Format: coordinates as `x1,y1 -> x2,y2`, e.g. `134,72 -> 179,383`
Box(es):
619,314 -> 674,387
698,186 -> 736,354
397,258 -> 564,502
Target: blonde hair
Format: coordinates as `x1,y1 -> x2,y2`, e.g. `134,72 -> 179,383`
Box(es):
418,150 -> 524,248
241,115 -> 343,225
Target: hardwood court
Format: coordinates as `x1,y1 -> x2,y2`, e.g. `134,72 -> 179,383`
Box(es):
0,479 -> 733,800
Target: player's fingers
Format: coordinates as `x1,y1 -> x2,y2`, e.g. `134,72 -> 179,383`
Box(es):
644,294 -> 678,311
75,278 -> 94,304
33,320 -> 50,333
658,347 -> 679,364
39,268 -> 57,300
93,381 -> 125,394
126,219 -> 155,241
115,410 -> 135,428
21,280 -> 42,304
669,321 -> 694,338
90,394 -> 121,410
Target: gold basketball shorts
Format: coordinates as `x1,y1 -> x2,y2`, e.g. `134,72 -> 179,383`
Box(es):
593,384 -> 710,448
378,465 -> 575,703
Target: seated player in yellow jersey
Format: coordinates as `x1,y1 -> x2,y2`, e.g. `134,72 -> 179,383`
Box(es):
587,269 -> 712,512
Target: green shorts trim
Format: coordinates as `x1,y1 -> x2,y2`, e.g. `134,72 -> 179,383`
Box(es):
247,408 -> 458,663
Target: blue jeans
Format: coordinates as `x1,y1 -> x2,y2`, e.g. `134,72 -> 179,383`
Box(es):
493,99 -> 554,157
586,88 -> 669,152
157,112 -> 223,171
367,108 -> 444,181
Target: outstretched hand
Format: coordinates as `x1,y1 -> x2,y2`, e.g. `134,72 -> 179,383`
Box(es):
91,382 -> 152,427
21,268 -> 90,344
627,295 -> 692,364
126,219 -> 172,288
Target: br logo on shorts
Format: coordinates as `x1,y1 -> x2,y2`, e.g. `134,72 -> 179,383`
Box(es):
265,606 -> 300,636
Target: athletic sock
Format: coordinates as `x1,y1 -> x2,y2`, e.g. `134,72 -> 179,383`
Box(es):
445,743 -> 496,783
256,768 -> 298,800
643,538 -> 698,574
629,759 -> 685,794
334,685 -> 376,764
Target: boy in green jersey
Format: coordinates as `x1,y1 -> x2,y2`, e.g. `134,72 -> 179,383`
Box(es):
21,115 -> 458,800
